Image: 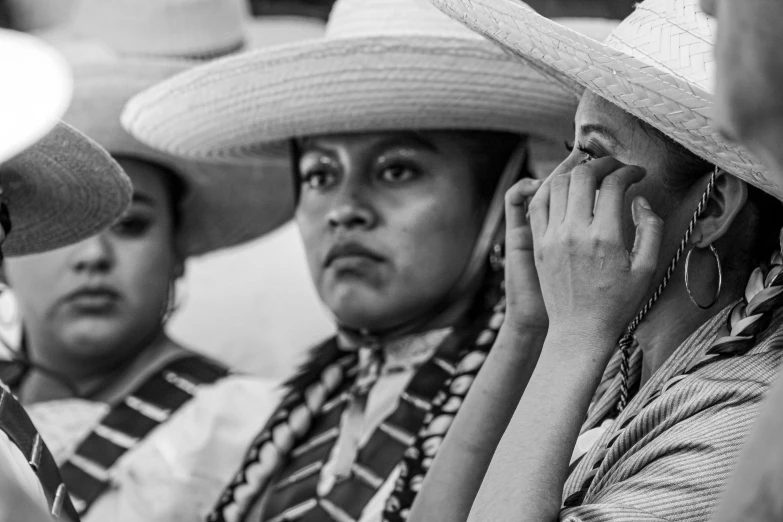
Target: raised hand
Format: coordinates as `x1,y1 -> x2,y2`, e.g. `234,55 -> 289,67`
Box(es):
525,157 -> 663,352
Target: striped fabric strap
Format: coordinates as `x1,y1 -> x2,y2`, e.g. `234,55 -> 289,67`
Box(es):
59,355 -> 229,515
0,387 -> 80,520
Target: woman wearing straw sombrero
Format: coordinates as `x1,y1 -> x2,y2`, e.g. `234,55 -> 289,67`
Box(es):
0,27 -> 131,522
120,0 -> 618,520
405,0 -> 783,521
0,1 -> 324,521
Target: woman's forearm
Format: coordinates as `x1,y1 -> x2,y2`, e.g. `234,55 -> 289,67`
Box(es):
409,325 -> 547,522
467,329 -> 616,522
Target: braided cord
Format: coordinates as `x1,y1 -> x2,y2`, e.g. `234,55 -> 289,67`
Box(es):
617,168 -> 717,412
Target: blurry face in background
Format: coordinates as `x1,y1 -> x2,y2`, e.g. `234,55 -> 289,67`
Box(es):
5,158 -> 182,372
295,131 -> 488,332
701,0 -> 783,177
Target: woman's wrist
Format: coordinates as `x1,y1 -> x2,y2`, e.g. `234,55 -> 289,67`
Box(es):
544,324 -> 621,366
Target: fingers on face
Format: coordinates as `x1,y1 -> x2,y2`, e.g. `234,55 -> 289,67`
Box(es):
593,164 -> 647,234
631,196 -> 664,275
505,178 -> 541,229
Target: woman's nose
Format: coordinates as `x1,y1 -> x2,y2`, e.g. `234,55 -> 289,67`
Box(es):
72,233 -> 115,272
326,201 -> 377,230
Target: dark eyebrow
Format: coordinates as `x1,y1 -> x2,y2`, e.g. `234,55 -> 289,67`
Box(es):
578,123 -> 626,152
132,193 -> 157,206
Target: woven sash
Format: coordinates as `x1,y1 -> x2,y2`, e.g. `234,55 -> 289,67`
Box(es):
0,387 -> 80,520
59,354 -> 229,515
261,332 -> 464,522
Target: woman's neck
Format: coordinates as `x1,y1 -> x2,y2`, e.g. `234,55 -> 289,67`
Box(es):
634,274 -> 745,387
18,328 -> 173,405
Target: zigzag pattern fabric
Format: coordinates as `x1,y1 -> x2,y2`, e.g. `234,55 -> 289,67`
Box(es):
208,274 -> 504,522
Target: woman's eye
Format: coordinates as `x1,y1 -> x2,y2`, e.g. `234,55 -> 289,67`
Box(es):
111,215 -> 152,238
379,164 -> 417,183
300,169 -> 337,190
576,145 -> 599,165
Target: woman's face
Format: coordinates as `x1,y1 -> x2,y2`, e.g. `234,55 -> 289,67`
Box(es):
295,131 -> 488,332
559,92 -> 714,291
4,158 -> 181,370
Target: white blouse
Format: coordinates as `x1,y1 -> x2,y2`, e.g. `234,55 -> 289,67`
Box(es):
28,375 -> 281,522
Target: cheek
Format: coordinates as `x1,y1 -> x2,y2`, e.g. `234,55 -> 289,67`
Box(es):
391,200 -> 479,285
114,240 -> 175,302
5,257 -> 66,312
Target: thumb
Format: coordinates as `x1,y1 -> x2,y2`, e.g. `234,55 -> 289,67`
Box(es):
630,196 -> 663,275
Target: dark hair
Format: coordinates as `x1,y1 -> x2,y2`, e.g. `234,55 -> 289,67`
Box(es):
289,130 -> 531,207
449,130 -> 532,208
639,121 -> 783,270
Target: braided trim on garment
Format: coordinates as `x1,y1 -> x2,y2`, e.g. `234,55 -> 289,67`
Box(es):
208,272 -> 505,522
207,339 -> 355,522
563,233 -> 783,509
382,290 -> 506,522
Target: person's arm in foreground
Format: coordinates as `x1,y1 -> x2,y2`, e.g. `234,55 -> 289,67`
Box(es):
409,178 -> 549,522
468,159 -> 663,522
712,370 -> 783,521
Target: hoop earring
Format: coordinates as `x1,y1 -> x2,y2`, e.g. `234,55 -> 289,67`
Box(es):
489,242 -> 504,272
685,244 -> 723,309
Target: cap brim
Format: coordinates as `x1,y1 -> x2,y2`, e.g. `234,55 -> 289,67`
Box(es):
1,122 -> 132,257
0,29 -> 72,165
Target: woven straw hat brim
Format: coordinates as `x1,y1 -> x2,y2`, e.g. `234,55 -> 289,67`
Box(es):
66,58 -> 293,256
431,0 -> 774,196
0,29 -> 71,165
121,35 -> 580,162
1,122 -> 132,257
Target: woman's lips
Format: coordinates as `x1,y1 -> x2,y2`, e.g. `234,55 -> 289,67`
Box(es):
62,286 -> 121,311
323,241 -> 385,267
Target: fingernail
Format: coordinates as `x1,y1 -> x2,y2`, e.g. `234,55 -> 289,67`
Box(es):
637,197 -> 651,210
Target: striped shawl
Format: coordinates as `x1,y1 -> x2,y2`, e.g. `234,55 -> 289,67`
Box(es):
562,304 -> 783,522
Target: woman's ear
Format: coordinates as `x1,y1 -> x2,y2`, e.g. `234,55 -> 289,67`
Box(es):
692,169 -> 748,247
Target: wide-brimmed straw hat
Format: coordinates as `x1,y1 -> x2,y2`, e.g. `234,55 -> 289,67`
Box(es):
40,1 -> 325,256
0,30 -> 132,257
430,0 -> 776,197
119,0 -> 617,163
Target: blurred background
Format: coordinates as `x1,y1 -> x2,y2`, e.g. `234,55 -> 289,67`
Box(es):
0,0 -> 637,380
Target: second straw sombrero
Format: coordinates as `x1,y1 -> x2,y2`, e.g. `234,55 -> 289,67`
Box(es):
429,0 -> 777,198
120,0 -> 617,163
0,29 -> 132,257
43,0 -> 326,256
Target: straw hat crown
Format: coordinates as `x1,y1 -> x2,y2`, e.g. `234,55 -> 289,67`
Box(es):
323,0 -> 484,40
603,0 -> 716,93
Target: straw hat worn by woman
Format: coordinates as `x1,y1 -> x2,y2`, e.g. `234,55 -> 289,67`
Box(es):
121,0 -> 615,520
0,28 -> 131,522
416,0 -> 783,521
0,2 -> 321,521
